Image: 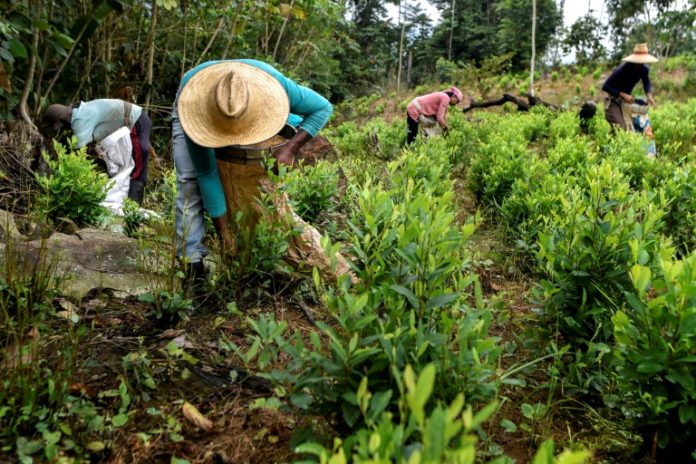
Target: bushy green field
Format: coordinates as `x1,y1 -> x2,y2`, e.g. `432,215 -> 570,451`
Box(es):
2,98 -> 695,463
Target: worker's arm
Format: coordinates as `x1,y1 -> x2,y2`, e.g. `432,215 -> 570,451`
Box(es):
435,94 -> 449,129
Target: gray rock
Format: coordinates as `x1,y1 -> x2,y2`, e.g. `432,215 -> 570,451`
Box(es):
0,209 -> 23,242
19,227 -> 158,299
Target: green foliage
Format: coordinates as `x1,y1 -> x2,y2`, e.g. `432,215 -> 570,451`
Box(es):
137,290 -> 192,321
562,15 -> 607,65
36,139 -> 108,227
612,251 -> 696,450
650,100 -> 696,160
295,365 -> 497,464
651,165 -> 696,254
236,149 -> 500,431
122,198 -> 145,238
531,439 -> 592,464
332,118 -> 405,161
0,241 -> 103,462
551,71 -> 559,82
284,161 -> 340,224
535,162 -> 665,346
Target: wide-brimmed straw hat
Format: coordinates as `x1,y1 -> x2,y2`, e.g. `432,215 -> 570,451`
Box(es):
178,62 -> 290,148
622,43 -> 658,64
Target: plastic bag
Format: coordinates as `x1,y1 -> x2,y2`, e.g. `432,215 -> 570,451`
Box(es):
98,126 -> 134,215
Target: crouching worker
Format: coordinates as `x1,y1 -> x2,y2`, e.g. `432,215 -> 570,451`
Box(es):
406,86 -> 463,145
43,99 -> 151,204
172,59 -> 354,294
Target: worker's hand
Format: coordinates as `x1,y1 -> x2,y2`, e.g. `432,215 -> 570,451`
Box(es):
212,216 -> 238,259
273,145 -> 296,168
619,92 -> 634,104
647,94 -> 657,108
220,232 -> 238,259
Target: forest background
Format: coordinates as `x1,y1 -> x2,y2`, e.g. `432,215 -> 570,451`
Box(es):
1,0 -> 695,133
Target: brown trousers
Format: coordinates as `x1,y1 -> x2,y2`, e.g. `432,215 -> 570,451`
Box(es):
216,161 -> 354,282
604,96 -> 627,130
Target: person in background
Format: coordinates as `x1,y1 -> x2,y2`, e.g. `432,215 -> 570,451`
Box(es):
602,43 -> 658,130
172,59 -> 353,293
406,86 -> 463,144
43,99 -> 151,204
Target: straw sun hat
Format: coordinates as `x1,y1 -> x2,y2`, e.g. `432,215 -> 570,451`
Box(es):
178,62 -> 290,148
622,43 -> 658,64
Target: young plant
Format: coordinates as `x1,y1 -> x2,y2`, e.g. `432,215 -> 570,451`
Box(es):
612,249 -> 696,455
35,138 -> 109,227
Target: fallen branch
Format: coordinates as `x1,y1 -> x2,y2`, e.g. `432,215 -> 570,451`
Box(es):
462,93 -> 559,113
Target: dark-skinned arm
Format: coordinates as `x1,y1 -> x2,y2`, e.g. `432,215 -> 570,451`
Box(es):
273,129 -> 312,166
212,215 -> 238,258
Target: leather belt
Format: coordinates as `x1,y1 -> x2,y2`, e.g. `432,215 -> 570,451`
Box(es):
214,124 -> 297,165
215,146 -> 273,165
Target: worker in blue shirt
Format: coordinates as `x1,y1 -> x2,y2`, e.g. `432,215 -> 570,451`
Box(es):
43,99 -> 151,204
172,59 -> 351,293
602,43 -> 658,130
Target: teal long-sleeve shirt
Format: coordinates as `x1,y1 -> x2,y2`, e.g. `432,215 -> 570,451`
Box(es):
175,59 -> 333,218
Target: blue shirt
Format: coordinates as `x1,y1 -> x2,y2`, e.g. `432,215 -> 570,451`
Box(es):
71,99 -> 142,147
175,59 -> 333,218
602,63 -> 652,97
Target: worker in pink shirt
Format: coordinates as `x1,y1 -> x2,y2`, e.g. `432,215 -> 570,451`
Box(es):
406,86 -> 463,144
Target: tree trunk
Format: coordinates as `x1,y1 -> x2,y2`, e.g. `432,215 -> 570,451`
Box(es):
181,8 -> 188,79
448,0 -> 455,60
143,0 -> 159,110
396,0 -> 406,92
41,18 -> 90,103
222,0 -> 249,59
196,6 -> 229,66
19,21 -> 39,131
272,0 -> 295,62
32,1 -> 53,114
530,0 -> 537,97
406,49 -> 413,87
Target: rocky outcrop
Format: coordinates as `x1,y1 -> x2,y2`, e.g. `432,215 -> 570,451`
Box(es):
16,228 -> 153,299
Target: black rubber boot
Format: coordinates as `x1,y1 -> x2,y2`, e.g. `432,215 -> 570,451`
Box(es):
184,261 -> 208,309
128,180 -> 146,205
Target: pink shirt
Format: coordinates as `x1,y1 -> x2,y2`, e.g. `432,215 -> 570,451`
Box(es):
407,92 -> 451,127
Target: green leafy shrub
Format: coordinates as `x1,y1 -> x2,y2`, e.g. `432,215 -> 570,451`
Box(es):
0,241 -> 102,462
234,150 -> 500,430
137,290 -> 192,321
468,135 -> 528,207
651,99 -> 696,160
651,165 -> 696,253
612,250 -> 696,453
122,198 -> 145,237
548,111 -> 580,141
551,71 -> 559,82
284,161 -> 340,224
36,139 -> 109,227
296,365 -> 497,464
332,118 -> 404,161
592,67 -> 602,80
501,165 -> 573,260
536,162 -> 665,346
499,74 -> 512,89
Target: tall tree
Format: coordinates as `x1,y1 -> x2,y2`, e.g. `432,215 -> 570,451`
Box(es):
530,0 -> 536,96
496,0 -> 562,69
